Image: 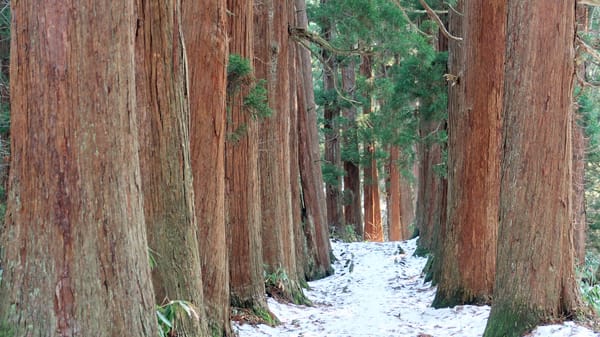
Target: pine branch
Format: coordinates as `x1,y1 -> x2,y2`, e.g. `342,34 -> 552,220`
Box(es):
418,0 -> 462,41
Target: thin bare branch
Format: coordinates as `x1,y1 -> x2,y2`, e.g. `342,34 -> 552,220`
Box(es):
292,36 -> 362,106
444,1 -> 463,16
391,0 -> 433,38
289,27 -> 371,56
579,0 -> 600,6
576,35 -> 600,64
418,0 -> 463,41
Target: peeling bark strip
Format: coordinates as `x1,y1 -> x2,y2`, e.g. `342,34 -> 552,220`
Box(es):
294,0 -> 332,279
0,1 -> 157,336
135,0 -> 209,335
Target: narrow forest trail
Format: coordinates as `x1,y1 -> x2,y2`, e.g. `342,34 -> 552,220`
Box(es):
234,239 -> 599,337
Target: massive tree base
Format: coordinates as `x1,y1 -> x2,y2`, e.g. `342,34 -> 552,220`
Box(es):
230,304 -> 279,327
432,287 -> 491,309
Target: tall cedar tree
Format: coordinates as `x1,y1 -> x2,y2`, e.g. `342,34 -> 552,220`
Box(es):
341,58 -> 363,239
135,0 -> 209,335
388,145 -> 411,241
433,0 -> 505,307
288,7 -> 307,284
414,39 -> 448,255
295,0 -> 333,280
226,0 -> 272,318
255,0 -> 306,303
361,55 -> 384,242
0,2 -> 158,335
484,2 -> 584,336
183,0 -> 233,333
321,0 -> 344,235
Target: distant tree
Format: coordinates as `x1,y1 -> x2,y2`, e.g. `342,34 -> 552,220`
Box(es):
433,0 -> 505,308
341,58 -> 363,240
484,2 -> 584,336
0,2 -> 157,335
183,0 -> 233,333
361,55 -> 384,242
388,145 -> 411,241
135,0 -> 208,334
317,0 -> 345,236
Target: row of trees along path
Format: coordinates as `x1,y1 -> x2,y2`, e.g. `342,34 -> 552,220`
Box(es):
0,1 -> 598,337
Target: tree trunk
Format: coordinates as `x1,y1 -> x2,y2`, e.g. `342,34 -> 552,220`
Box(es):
135,0 -> 208,335
388,145 -> 409,241
183,0 -> 232,333
400,172 -> 415,239
572,115 -> 587,266
361,55 -> 383,242
288,18 -> 307,285
0,2 -> 157,335
321,0 -> 344,235
484,2 -> 583,336
255,0 -> 305,304
573,3 -> 588,266
341,58 -> 362,240
226,0 -> 271,319
295,0 -> 332,280
433,0 -> 505,308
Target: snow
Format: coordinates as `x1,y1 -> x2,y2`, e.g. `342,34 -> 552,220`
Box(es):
233,238 -> 599,337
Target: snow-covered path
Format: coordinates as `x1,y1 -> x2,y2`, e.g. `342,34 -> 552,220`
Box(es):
234,239 -> 599,337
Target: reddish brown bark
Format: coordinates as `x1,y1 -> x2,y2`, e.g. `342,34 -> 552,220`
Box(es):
226,0 -> 270,315
400,173 -> 415,239
295,0 -> 332,280
433,0 -> 504,308
361,55 -> 383,242
183,0 -> 232,333
0,2 -> 157,335
255,0 -> 305,303
388,146 -> 407,241
485,2 -> 583,335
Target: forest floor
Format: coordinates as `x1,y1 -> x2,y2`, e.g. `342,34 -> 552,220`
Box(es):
233,238 -> 600,337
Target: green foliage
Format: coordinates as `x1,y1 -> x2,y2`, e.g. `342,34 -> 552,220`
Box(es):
253,307 -> 278,326
156,300 -> 200,337
321,161 -> 345,186
243,79 -> 271,120
264,266 -> 311,306
579,254 -> 600,315
148,247 -> 158,271
0,322 -> 13,337
226,54 -> 272,143
331,223 -> 360,242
